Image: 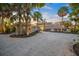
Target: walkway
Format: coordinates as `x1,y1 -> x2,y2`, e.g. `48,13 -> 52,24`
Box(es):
0,32 -> 78,56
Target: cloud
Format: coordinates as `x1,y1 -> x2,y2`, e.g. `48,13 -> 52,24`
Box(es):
42,12 -> 61,22
65,4 -> 69,7
33,9 -> 39,11
42,12 -> 69,23
33,5 -> 52,12
41,5 -> 52,10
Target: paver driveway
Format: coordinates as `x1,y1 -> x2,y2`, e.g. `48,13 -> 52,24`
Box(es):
0,32 -> 78,56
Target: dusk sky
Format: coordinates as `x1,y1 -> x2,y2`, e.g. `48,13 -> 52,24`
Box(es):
33,3 -> 69,23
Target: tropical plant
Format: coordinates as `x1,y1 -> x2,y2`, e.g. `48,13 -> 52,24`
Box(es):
33,11 -> 43,31
0,3 -> 11,32
69,3 -> 79,32
57,6 -> 69,22
0,3 -> 45,36
63,21 -> 71,29
10,3 -> 45,36
57,6 -> 69,31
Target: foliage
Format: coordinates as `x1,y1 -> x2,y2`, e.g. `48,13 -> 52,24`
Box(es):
0,3 -> 45,35
57,6 -> 69,17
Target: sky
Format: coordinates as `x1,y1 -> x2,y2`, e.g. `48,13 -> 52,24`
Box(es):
33,3 -> 70,23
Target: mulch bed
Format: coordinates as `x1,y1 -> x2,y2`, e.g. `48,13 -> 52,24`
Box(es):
10,31 -> 39,38
73,43 -> 79,56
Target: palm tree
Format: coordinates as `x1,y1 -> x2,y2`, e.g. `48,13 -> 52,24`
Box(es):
10,4 -> 30,35
33,11 -> 42,31
22,3 -> 45,35
57,6 -> 69,31
0,3 -> 10,33
9,3 -> 45,36
69,3 -> 79,32
69,3 -> 79,22
13,3 -> 45,35
69,3 -> 79,9
58,6 -> 69,22
69,12 -> 77,28
43,19 -> 46,31
9,4 -> 20,35
63,21 -> 71,30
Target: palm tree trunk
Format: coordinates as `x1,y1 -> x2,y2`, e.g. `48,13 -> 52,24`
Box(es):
28,19 -> 31,34
18,5 -> 21,35
74,22 -> 77,32
20,16 -> 24,35
62,16 -> 63,22
61,16 -> 64,32
15,25 -> 18,35
43,20 -> 45,31
24,13 -> 28,35
14,18 -> 19,35
18,16 -> 21,35
1,14 -> 4,32
37,18 -> 39,31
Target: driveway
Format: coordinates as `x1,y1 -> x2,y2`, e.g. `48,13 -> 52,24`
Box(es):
0,32 -> 78,56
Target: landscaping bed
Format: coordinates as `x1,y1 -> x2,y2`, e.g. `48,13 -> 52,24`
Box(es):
73,43 -> 79,56
10,30 -> 39,38
0,28 -> 15,34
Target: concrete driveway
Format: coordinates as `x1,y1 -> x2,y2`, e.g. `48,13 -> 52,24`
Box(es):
0,32 -> 78,56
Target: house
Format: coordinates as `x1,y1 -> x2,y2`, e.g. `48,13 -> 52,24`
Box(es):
51,22 -> 66,32
37,22 -> 53,31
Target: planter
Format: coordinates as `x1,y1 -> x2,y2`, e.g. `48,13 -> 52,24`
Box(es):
10,30 -> 39,38
73,43 -> 79,56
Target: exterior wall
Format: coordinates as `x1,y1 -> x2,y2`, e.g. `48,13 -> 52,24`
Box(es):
44,22 -> 52,31
38,22 -> 53,31
38,24 -> 44,31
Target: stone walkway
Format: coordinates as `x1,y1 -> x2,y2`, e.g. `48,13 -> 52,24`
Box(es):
0,32 -> 78,56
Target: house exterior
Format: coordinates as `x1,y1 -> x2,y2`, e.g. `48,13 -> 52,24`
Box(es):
37,22 -> 53,31
51,22 -> 66,32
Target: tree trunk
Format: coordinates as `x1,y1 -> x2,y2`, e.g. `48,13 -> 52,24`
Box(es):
24,13 -> 28,35
15,25 -> 18,35
20,17 -> 24,35
28,18 -> 31,34
43,20 -> 45,31
61,16 -> 64,32
18,5 -> 22,35
37,18 -> 39,31
74,22 -> 77,32
1,15 -> 4,32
